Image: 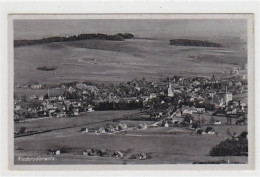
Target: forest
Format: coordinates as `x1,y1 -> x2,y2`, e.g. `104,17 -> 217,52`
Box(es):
14,33 -> 134,46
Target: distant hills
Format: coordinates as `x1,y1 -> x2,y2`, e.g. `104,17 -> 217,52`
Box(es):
14,33 -> 134,47
170,39 -> 221,47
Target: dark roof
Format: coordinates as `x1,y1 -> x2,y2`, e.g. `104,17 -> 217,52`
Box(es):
239,131 -> 248,138
205,127 -> 215,133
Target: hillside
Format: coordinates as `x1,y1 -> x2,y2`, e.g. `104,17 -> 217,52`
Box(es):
14,38 -> 247,85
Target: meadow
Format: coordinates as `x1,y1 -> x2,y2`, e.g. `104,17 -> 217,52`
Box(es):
14,110 -> 247,164
14,38 -> 246,85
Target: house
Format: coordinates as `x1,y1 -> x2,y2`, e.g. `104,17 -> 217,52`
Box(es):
49,148 -> 61,155
38,95 -> 44,100
80,128 -> 88,133
175,109 -> 182,117
83,149 -> 93,156
97,149 -> 107,157
73,108 -> 79,116
137,153 -> 147,160
49,96 -> 58,101
141,96 -> 150,102
113,151 -> 124,158
14,84 -> 20,88
239,131 -> 248,139
162,121 -> 169,127
14,105 -> 21,111
195,108 -> 205,113
196,129 -> 204,135
135,87 -> 141,91
137,123 -> 147,130
76,83 -> 88,90
181,106 -> 196,115
31,84 -> 42,89
29,95 -> 37,100
58,96 -> 64,101
214,120 -> 222,125
68,87 -> 75,93
21,84 -> 28,88
56,112 -> 66,118
105,126 -> 114,133
150,93 -> 157,99
88,128 -> 97,133
205,127 -> 216,134
98,127 -> 106,133
87,105 -> 95,112
117,123 -> 127,130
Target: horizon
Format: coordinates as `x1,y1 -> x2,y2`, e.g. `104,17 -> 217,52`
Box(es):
14,19 -> 247,43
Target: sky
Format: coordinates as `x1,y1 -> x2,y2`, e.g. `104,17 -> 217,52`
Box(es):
14,19 -> 247,42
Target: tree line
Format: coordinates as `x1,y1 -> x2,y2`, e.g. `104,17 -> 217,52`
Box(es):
170,39 -> 221,47
14,33 -> 134,47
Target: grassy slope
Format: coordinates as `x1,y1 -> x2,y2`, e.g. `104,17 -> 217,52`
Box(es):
14,111 -> 247,164
14,39 -> 246,85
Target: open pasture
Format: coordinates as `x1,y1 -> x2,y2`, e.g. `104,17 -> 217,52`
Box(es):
14,39 -> 244,85
14,110 -> 138,132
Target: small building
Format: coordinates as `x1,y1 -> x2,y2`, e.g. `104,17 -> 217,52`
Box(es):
239,131 -> 248,139
68,87 -> 75,93
113,151 -> 124,158
205,127 -> 216,134
137,123 -> 147,130
98,127 -> 106,133
76,83 -> 88,90
88,128 -> 97,133
87,105 -> 95,112
49,148 -> 61,155
150,93 -> 157,99
29,95 -> 37,100
81,128 -> 88,133
14,105 -> 21,111
31,84 -> 42,89
38,95 -> 44,101
55,150 -> 61,155
196,108 -> 205,113
214,120 -> 222,125
162,121 -> 169,127
196,129 -> 204,135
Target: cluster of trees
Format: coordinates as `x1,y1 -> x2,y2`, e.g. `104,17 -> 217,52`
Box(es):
14,33 -> 135,47
210,137 -> 248,156
170,39 -> 221,47
37,65 -> 57,71
96,101 -> 143,111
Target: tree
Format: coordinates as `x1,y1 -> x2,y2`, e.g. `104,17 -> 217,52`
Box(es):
209,116 -> 215,124
44,93 -> 49,99
21,95 -> 27,102
14,93 -> 17,100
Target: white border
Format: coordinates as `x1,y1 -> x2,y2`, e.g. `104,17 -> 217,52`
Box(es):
0,1 -> 259,177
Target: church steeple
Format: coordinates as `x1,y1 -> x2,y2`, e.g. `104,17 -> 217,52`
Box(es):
168,81 -> 173,97
211,74 -> 215,81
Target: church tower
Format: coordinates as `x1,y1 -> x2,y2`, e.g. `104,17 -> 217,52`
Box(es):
168,82 -> 173,97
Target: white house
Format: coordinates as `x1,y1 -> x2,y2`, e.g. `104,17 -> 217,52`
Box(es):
31,84 -> 42,89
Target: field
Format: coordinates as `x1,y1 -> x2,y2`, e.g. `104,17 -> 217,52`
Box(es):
14,110 -> 247,164
14,110 -> 138,132
14,39 -> 246,85
14,88 -> 63,97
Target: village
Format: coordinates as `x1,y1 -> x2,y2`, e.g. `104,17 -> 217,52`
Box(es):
13,64 -> 249,164
14,64 -> 248,133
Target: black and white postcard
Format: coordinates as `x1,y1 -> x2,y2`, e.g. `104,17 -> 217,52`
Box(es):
8,14 -> 254,170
